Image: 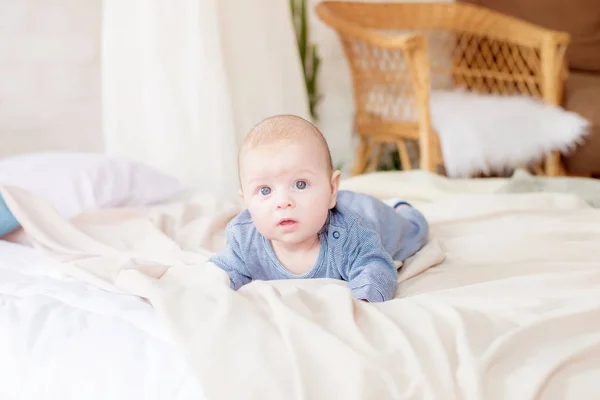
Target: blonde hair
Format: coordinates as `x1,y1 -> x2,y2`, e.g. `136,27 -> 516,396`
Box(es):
238,115 -> 333,173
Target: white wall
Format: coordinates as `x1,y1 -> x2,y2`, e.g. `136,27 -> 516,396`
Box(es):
0,0 -> 102,157
308,0 -> 355,170
0,0 -> 451,168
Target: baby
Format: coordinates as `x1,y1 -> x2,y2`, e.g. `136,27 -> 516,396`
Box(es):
209,115 -> 429,302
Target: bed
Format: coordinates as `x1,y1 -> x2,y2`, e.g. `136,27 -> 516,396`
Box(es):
2,154 -> 600,399
0,240 -> 205,400
0,153 -> 208,399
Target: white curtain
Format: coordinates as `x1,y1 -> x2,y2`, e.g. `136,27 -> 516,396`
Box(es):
101,0 -> 311,199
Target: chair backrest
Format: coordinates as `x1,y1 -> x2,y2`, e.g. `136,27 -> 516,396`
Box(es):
317,1 -> 570,122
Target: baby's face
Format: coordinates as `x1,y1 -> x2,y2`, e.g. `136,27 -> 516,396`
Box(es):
239,138 -> 338,246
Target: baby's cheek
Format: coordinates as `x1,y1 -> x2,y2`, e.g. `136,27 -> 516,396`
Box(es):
253,218 -> 272,237
306,209 -> 328,231
257,216 -> 280,240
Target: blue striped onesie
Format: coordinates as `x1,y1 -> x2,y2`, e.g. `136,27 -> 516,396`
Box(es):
208,190 -> 429,302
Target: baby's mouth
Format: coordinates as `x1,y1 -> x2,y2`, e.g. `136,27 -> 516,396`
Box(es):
278,219 -> 297,226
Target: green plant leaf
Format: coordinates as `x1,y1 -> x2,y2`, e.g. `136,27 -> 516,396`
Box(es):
290,0 -> 322,121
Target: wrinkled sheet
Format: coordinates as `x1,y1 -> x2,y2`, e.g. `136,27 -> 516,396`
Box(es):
0,241 -> 204,400
3,170 -> 600,400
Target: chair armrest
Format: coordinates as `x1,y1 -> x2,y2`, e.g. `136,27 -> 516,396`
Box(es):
315,2 -> 422,51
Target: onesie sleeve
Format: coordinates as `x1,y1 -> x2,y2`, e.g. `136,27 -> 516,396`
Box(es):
343,223 -> 399,302
208,223 -> 252,290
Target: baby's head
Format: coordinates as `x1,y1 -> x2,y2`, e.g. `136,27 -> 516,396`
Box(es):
238,115 -> 341,246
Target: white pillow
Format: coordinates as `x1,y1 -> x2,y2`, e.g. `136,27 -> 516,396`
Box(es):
0,152 -> 184,219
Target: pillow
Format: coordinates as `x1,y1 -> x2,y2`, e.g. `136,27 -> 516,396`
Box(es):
0,192 -> 19,236
0,152 -> 185,236
429,90 -> 591,177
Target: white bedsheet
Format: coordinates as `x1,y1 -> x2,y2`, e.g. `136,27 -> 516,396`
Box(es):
0,241 -> 205,400
4,170 -> 600,400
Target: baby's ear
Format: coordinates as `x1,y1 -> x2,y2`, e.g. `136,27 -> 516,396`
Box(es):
329,170 -> 342,209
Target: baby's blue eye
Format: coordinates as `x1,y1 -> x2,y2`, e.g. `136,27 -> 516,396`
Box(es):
259,186 -> 271,196
295,180 -> 307,190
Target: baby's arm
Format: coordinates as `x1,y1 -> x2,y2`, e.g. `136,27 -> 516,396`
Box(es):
208,225 -> 252,290
344,226 -> 398,302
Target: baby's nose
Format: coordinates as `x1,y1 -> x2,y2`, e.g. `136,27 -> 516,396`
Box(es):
276,195 -> 295,209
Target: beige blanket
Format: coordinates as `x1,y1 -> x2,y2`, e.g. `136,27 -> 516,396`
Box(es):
3,171 -> 600,400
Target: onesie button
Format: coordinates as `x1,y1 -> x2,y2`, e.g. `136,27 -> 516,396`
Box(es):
332,231 -> 340,239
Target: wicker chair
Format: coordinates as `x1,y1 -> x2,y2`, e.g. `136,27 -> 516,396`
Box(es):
316,1 -> 571,176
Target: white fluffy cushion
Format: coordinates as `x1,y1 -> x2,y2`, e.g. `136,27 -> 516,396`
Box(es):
430,91 -> 590,177
0,152 -> 184,220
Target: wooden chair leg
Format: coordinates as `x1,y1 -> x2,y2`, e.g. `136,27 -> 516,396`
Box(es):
396,140 -> 412,171
532,163 -> 544,175
366,143 -> 384,173
544,150 -> 564,176
419,132 -> 437,173
351,136 -> 372,176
